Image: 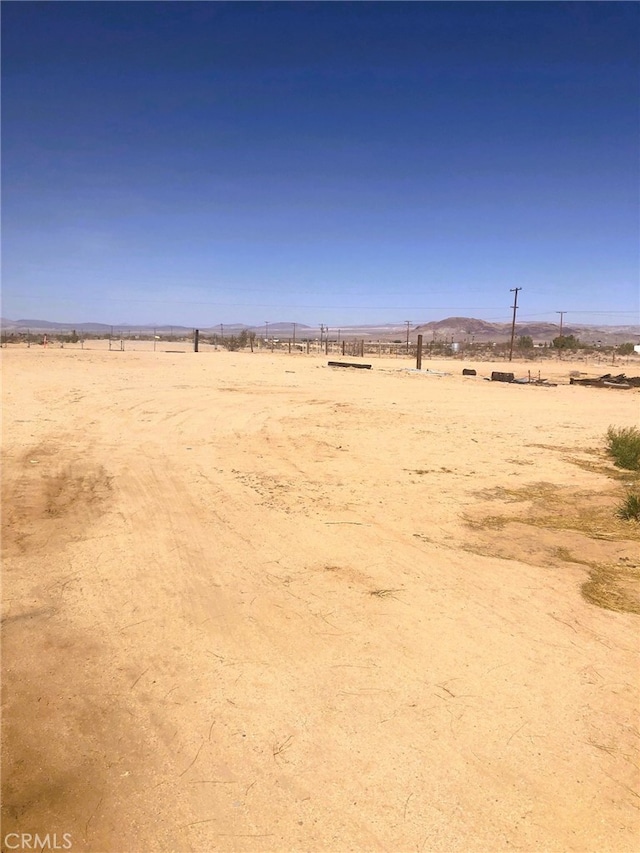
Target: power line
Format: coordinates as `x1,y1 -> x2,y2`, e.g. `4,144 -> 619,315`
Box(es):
5,292 -> 639,317
3,293 -> 510,310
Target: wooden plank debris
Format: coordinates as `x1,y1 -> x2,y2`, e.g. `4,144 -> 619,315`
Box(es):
570,373 -> 639,389
328,361 -> 372,370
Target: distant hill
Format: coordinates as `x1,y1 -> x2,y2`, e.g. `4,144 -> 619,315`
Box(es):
0,318 -> 312,334
245,322 -> 312,333
414,317 -> 639,345
2,315 -> 637,344
4,319 -> 117,332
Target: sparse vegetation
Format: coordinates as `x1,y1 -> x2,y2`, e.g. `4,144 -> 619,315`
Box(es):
617,493 -> 640,522
581,562 -> 640,615
552,333 -> 580,349
369,588 -> 403,599
220,329 -> 249,351
606,426 -> 640,471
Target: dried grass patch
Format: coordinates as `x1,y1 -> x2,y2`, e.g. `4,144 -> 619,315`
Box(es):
464,479 -> 640,614
581,563 -> 640,615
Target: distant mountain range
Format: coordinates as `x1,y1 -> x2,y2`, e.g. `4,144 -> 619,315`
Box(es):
0,318 -> 311,334
413,316 -> 640,344
1,316 -> 638,344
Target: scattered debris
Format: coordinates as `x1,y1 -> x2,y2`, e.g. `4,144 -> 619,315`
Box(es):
487,370 -> 556,386
462,368 -> 477,376
328,361 -> 372,369
570,373 -> 640,389
513,376 -> 557,387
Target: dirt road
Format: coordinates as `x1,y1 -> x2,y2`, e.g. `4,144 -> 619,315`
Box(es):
2,347 -> 639,852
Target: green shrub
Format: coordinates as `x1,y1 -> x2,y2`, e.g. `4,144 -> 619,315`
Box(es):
606,426 -> 640,471
553,334 -> 580,350
617,493 -> 640,521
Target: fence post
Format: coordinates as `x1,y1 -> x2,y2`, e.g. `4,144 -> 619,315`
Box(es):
416,334 -> 423,370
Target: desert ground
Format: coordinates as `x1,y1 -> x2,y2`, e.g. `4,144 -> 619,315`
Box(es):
2,345 -> 639,853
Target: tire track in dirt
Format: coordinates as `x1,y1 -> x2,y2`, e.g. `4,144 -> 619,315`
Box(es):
1,443 -> 184,851
2,443 -> 113,849
2,444 -> 112,558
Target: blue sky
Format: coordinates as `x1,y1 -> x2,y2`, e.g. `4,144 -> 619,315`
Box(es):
2,2 -> 639,327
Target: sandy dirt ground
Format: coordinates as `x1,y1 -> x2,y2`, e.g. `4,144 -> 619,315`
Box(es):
2,346 -> 639,853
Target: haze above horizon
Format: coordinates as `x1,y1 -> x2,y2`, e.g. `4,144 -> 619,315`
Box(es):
3,2 -> 639,328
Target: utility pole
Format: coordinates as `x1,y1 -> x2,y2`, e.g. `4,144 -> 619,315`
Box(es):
508,288 -> 522,362
556,311 -> 566,339
220,323 -> 224,338
405,320 -> 411,354
265,321 -> 269,341
319,324 -> 325,348
556,311 -> 566,359
292,322 -> 296,345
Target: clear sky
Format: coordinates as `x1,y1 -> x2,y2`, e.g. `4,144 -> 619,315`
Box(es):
2,1 -> 639,328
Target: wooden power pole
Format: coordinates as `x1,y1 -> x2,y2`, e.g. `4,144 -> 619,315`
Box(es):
508,288 -> 522,362
556,311 -> 566,338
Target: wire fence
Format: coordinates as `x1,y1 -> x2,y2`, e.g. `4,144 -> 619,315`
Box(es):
2,327 -> 638,364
